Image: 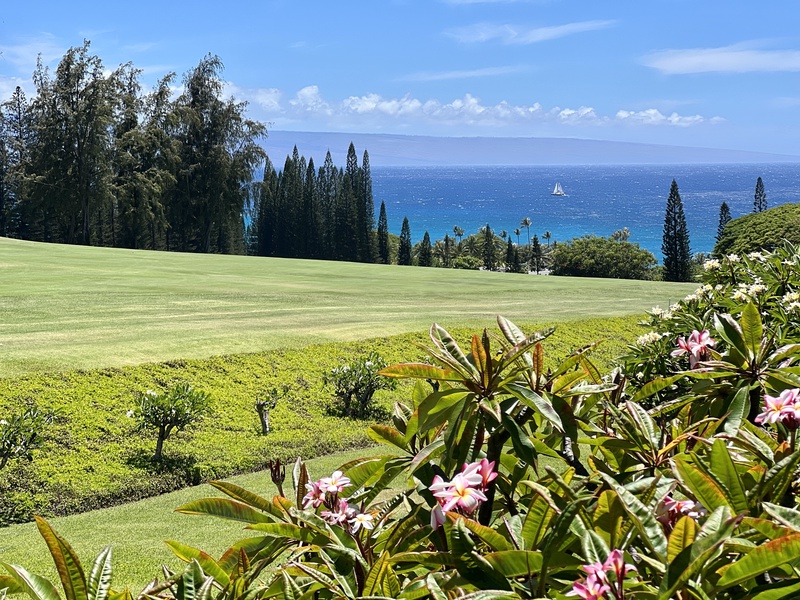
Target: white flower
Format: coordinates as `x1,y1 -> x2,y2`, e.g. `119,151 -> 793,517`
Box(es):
783,292 -> 800,304
747,252 -> 765,261
649,306 -> 673,320
0,419 -> 8,426
349,512 -> 375,532
787,302 -> 800,315
703,259 -> 721,271
732,290 -> 748,302
747,283 -> 767,296
670,303 -> 681,313
637,332 -> 664,346
126,410 -> 135,418
684,294 -> 699,302
726,254 -> 741,263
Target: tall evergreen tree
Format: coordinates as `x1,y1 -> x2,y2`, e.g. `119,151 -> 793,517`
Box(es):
662,179 -> 692,282
717,201 -> 731,243
482,223 -> 496,271
1,86 -> 31,238
531,234 -> 543,274
377,201 -> 389,264
361,149 -> 375,262
418,231 -> 433,267
505,237 -> 514,269
398,217 -> 412,265
754,177 -> 767,213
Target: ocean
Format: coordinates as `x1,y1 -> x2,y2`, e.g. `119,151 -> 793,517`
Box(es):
371,163 -> 800,258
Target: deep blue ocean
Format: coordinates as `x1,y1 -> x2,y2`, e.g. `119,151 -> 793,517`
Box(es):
371,163 -> 800,257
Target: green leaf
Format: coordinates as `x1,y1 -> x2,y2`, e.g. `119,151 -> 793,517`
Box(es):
1,564 -> 62,600
207,481 -> 277,514
740,302 -> 763,361
674,457 -> 730,512
378,363 -> 461,381
451,516 -> 513,552
761,503 -> 800,532
625,400 -> 660,448
722,386 -> 750,436
367,425 -> 409,451
430,323 -> 478,378
581,530 -> 610,566
409,438 -> 445,476
363,552 -> 392,597
631,374 -> 684,403
34,517 -> 88,600
340,455 -> 395,490
507,383 -> 563,432
416,389 -> 470,432
500,412 -> 538,468
246,523 -> 321,544
598,473 -> 668,560
521,491 -> 555,550
714,313 -> 748,365
85,547 -> 112,600
667,516 -> 697,564
709,439 -> 749,514
175,498 -> 274,524
717,532 -> 800,589
164,542 -> 230,588
482,551 -> 544,576
746,580 -> 800,599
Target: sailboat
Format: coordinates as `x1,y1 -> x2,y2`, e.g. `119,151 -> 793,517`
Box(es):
551,182 -> 566,196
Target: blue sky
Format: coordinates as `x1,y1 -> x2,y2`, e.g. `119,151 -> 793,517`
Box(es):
2,0 -> 799,156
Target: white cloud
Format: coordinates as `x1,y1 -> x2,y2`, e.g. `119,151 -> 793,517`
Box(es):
0,35 -> 65,73
401,65 -> 528,82
643,43 -> 800,74
237,85 -> 716,132
0,77 -> 33,99
447,20 -> 616,45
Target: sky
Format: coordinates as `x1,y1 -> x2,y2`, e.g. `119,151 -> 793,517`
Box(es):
2,0 -> 800,157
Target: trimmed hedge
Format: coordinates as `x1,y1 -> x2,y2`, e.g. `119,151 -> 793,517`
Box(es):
714,202 -> 800,256
0,316 -> 643,526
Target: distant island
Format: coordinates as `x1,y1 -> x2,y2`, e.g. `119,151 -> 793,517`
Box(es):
262,130 -> 800,167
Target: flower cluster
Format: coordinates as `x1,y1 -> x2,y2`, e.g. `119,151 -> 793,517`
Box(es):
671,330 -> 716,368
302,470 -> 374,532
428,459 -> 497,528
754,389 -> 800,429
656,495 -> 707,533
636,331 -> 664,347
569,549 -> 637,600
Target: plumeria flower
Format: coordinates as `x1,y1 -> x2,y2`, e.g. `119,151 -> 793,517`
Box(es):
568,574 -> 611,600
349,511 -> 374,532
320,498 -> 351,525
319,470 -> 351,494
755,390 -> 798,425
302,480 -> 326,509
430,472 -> 487,514
461,458 -> 497,489
603,549 -> 637,582
671,330 -> 715,368
430,504 -> 446,529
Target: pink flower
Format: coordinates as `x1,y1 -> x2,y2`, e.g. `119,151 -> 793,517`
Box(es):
430,473 -> 487,513
755,390 -> 798,425
671,330 -> 715,368
602,549 -> 637,582
430,504 -> 446,529
302,481 -> 325,509
321,498 -> 352,525
567,574 -> 610,600
462,458 -> 497,489
319,470 -> 351,494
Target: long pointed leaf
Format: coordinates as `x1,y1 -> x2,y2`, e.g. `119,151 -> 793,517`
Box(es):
34,517 -> 87,600
717,532 -> 800,589
175,498 -> 273,524
86,548 -> 112,600
164,542 -> 230,588
1,564 -> 62,600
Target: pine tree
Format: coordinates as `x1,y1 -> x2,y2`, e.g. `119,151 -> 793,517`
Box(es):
662,179 -> 692,282
377,201 -> 389,264
716,201 -> 731,243
482,223 -> 496,271
418,231 -> 433,267
361,149 -> 375,262
398,217 -> 412,265
505,237 -> 514,269
531,234 -> 543,274
754,177 -> 767,213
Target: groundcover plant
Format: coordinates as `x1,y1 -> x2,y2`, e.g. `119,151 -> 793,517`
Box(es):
3,243 -> 800,599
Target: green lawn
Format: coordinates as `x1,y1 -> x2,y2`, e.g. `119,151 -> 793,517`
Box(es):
0,448 -> 385,592
0,238 -> 695,377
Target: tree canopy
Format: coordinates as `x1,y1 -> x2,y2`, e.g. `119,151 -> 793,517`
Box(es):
551,235 -> 657,280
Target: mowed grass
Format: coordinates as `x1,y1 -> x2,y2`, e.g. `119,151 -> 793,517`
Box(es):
0,238 -> 695,377
0,448 -> 388,592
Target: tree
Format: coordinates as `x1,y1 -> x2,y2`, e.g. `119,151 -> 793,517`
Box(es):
131,384 -> 211,461
0,406 -> 55,471
418,231 -> 433,267
453,225 -> 464,244
513,228 -> 521,246
714,203 -> 800,255
611,227 -> 630,242
323,352 -> 396,419
551,235 -> 657,279
398,217 -> 412,265
716,201 -> 731,243
505,237 -> 514,269
377,201 -> 389,264
662,179 -> 692,282
531,234 -> 543,274
754,177 -> 767,213
543,230 -> 552,246
481,223 -> 496,271
520,217 -> 532,247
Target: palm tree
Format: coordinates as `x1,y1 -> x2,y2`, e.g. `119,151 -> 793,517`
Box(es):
543,231 -> 552,246
520,217 -> 532,247
500,230 -> 507,240
453,225 -> 464,244
514,228 -> 521,246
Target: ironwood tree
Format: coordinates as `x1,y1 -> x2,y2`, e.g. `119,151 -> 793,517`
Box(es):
398,217 -> 412,265
754,176 -> 767,213
717,201 -> 731,243
662,179 -> 692,282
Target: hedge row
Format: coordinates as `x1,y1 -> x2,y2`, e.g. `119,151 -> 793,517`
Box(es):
0,316 -> 643,526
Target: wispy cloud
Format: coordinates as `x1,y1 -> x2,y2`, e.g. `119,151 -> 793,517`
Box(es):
0,35 -> 65,73
238,85 -> 719,131
401,65 -> 529,82
643,43 -> 800,74
446,20 -> 616,45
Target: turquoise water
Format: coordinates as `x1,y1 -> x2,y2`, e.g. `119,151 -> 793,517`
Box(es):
371,163 -> 800,257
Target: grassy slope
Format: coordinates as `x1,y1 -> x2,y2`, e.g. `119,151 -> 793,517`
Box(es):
0,448 -> 380,592
0,237 -> 695,377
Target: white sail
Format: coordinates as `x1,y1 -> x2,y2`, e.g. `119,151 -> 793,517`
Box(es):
552,182 -> 566,196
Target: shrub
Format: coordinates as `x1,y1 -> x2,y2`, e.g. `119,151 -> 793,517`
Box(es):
550,235 -> 657,280
130,384 -> 211,461
714,202 -> 800,256
323,351 -> 396,419
0,405 -> 55,471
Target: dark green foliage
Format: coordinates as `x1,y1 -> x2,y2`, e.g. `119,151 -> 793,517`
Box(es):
417,230 -> 433,267
551,235 -> 657,279
661,179 -> 692,282
714,202 -> 800,255
531,233 -> 543,273
377,201 -> 389,264
481,223 -> 496,270
323,352 -> 397,419
0,405 -> 55,470
398,216 -> 412,265
505,237 -> 514,267
717,201 -> 731,243
754,176 -> 767,212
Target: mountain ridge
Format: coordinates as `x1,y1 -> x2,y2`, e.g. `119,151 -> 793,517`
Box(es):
261,130 -> 800,167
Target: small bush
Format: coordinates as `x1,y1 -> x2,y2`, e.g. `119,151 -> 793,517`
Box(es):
324,352 -> 396,419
